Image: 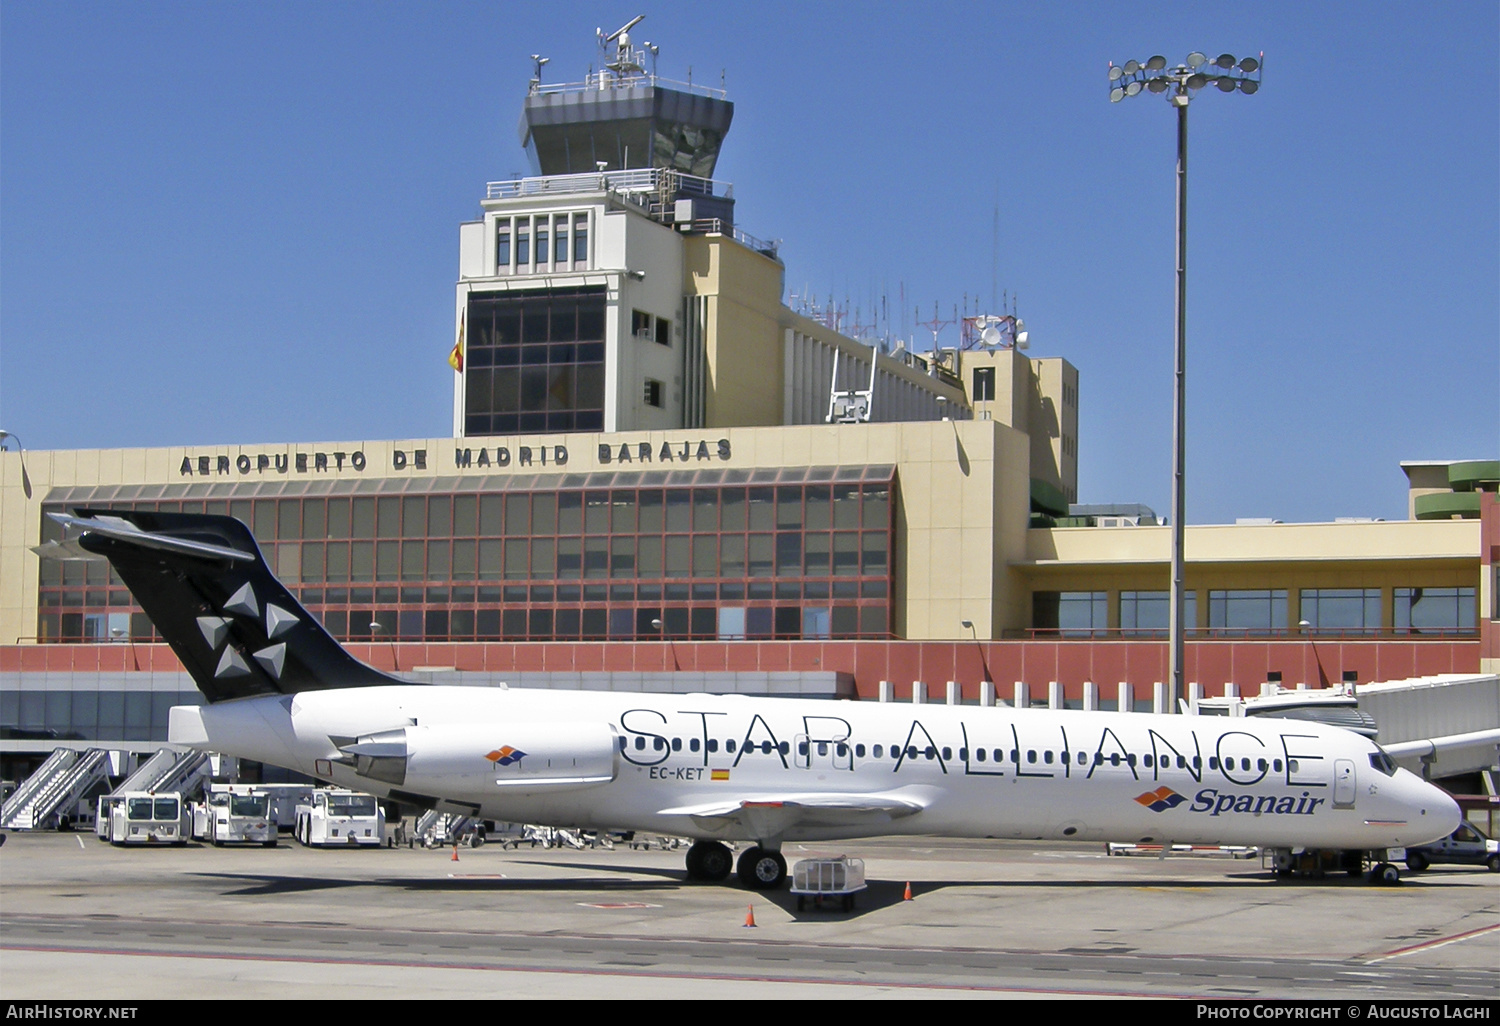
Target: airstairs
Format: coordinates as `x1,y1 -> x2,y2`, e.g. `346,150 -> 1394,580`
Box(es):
0,747 -> 113,830
413,810 -> 482,848
114,747 -> 212,798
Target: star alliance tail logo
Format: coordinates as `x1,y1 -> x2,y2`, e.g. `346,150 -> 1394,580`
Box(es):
486,746 -> 528,766
1134,787 -> 1186,812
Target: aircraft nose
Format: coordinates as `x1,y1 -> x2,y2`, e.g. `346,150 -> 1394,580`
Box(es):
1409,779 -> 1461,846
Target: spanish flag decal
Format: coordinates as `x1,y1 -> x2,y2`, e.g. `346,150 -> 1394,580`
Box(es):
448,308 -> 465,372
711,769 -> 730,781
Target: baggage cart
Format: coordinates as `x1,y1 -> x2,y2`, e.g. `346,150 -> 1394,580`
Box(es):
790,856 -> 866,911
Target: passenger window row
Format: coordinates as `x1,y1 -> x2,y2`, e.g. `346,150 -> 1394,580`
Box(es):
616,734 -> 1283,774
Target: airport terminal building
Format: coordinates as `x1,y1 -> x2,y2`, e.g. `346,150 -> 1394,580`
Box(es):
1,34 -> 1495,779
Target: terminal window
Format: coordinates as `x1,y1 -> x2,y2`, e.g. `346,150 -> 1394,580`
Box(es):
495,213 -> 589,273
463,286 -> 606,434
1032,591 -> 1107,636
632,309 -> 670,345
36,467 -> 896,645
1208,589 -> 1289,635
1119,590 -> 1197,636
972,367 -> 995,402
573,214 -> 588,263
1393,587 -> 1476,635
1298,588 -> 1381,635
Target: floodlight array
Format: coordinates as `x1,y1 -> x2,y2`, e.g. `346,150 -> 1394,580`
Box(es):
1109,52 -> 1262,103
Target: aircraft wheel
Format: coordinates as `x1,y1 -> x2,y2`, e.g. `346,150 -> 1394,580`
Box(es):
1371,862 -> 1401,886
737,846 -> 787,890
685,840 -> 732,881
1405,852 -> 1428,872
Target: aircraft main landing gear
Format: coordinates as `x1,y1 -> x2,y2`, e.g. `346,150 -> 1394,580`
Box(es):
737,846 -> 788,890
684,840 -> 733,882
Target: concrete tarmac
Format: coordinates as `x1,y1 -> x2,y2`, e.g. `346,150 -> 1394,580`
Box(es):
1,831 -> 1496,1000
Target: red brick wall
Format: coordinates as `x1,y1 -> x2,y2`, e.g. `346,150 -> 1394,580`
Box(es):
1,637 -> 1480,703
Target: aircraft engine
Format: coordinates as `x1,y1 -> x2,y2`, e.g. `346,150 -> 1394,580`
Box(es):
337,721 -> 619,793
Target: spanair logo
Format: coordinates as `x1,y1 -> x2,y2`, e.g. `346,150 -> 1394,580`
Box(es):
1134,787 -> 1187,812
486,746 -> 528,766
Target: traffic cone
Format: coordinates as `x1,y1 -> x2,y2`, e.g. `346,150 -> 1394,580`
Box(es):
743,904 -> 757,928
903,881 -> 913,901
451,844 -> 460,862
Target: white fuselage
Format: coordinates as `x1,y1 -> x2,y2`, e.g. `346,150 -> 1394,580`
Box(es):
169,686 -> 1460,852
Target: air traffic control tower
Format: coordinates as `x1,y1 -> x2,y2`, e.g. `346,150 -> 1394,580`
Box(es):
456,17 -> 980,439
457,18 -> 1073,462
518,16 -> 736,223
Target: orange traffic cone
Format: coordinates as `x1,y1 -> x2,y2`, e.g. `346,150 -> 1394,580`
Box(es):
903,881 -> 913,901
743,904 -> 757,928
451,844 -> 460,862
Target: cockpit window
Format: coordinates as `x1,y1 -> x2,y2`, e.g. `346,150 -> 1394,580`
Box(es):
1368,747 -> 1398,777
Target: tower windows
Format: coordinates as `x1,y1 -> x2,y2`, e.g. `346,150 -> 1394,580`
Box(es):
573,214 -> 589,263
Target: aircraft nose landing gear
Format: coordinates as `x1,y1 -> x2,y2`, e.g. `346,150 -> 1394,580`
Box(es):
737,846 -> 788,889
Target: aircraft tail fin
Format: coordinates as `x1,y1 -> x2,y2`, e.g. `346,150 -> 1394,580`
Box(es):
39,508 -> 407,702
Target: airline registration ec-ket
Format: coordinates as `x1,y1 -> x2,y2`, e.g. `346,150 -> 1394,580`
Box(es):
40,509 -> 1461,889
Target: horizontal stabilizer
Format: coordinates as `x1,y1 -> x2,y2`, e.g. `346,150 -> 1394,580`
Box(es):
40,508 -> 408,703
46,512 -> 256,564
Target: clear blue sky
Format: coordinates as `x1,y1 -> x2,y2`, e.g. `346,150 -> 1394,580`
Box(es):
2,1 -> 1495,525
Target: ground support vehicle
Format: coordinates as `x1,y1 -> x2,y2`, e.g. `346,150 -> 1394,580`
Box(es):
412,811 -> 485,849
105,792 -> 188,845
250,784 -> 313,833
192,785 -> 276,846
627,833 -> 687,851
95,795 -> 122,841
1262,846 -> 1406,886
294,789 -> 384,847
1107,842 -> 1257,858
1401,822 -> 1500,872
790,856 -> 866,911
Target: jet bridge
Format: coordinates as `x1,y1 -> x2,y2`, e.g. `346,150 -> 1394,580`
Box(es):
1197,672 -> 1500,782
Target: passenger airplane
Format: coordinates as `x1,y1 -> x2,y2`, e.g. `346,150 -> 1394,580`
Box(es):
42,509 -> 1461,888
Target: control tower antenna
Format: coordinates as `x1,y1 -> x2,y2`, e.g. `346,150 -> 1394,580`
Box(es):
598,15 -> 647,82
528,54 -> 550,94
916,302 -> 957,352
992,188 -> 1000,313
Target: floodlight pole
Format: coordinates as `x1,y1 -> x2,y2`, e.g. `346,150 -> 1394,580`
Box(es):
1111,51 -> 1261,714
1169,90 -> 1188,717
